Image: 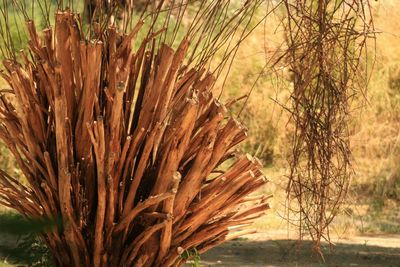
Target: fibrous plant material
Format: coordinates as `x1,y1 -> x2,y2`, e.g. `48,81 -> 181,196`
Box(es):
281,0 -> 374,256
0,1 -> 269,266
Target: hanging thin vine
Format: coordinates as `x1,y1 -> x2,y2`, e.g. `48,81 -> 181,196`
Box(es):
282,0 -> 375,257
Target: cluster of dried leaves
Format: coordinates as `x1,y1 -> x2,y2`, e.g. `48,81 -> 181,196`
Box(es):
0,1 -> 271,266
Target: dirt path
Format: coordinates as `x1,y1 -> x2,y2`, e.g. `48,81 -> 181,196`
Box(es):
197,232 -> 400,267
2,226 -> 400,266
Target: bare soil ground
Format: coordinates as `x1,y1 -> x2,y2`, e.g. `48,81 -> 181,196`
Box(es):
196,232 -> 400,267
1,230 -> 400,266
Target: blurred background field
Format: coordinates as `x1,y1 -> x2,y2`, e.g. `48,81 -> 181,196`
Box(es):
225,0 -> 400,237
0,0 -> 398,240
1,0 -> 400,266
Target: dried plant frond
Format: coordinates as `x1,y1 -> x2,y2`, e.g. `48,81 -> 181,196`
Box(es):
0,1 -> 270,266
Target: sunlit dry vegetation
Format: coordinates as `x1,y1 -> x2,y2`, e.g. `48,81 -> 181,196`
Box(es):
0,0 -> 399,266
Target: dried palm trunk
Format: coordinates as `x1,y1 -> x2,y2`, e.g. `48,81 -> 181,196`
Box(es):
0,2 -> 268,266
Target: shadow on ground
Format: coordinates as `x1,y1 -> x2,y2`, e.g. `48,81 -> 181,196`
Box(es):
198,238 -> 400,267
